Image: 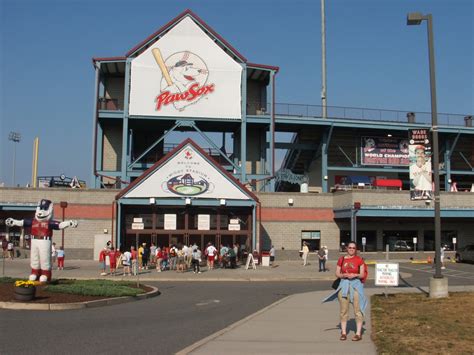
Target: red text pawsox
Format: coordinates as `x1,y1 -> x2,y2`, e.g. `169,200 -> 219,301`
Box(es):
155,83 -> 215,110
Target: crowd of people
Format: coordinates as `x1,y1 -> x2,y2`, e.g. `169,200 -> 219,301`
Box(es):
97,242 -> 246,276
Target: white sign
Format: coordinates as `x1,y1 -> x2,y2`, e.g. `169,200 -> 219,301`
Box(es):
133,218 -> 143,223
131,223 -> 144,230
124,144 -> 251,200
229,219 -> 240,225
198,214 -> 210,230
362,237 -> 366,245
452,237 -> 457,244
129,17 -> 242,120
164,214 -> 177,230
413,237 -> 418,244
375,263 -> 399,287
228,224 -> 241,231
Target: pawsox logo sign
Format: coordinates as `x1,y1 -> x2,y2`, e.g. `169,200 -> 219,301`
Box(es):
162,148 -> 215,196
152,49 -> 215,112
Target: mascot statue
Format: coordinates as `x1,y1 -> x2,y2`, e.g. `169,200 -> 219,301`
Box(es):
6,199 -> 78,282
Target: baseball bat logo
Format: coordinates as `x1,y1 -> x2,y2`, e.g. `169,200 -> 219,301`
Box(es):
152,48 -> 214,111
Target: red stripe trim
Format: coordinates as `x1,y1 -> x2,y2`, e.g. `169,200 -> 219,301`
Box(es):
53,204 -> 112,219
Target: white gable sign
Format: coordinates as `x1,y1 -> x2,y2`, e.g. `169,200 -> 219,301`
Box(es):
124,144 -> 250,200
129,17 -> 242,119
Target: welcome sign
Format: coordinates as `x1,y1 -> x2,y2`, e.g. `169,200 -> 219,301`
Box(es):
124,143 -> 250,200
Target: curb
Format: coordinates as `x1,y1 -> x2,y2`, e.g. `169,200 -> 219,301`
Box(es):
0,285 -> 160,311
176,294 -> 293,355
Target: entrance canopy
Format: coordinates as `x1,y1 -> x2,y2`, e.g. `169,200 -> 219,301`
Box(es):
117,138 -> 257,206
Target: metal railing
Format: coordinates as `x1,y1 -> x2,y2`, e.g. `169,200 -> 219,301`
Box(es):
97,97 -> 471,127
248,102 -> 472,127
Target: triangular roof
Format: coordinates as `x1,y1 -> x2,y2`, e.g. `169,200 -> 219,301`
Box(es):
92,9 -> 278,72
116,138 -> 258,202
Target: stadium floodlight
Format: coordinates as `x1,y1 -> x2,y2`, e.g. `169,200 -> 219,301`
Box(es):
8,131 -> 21,186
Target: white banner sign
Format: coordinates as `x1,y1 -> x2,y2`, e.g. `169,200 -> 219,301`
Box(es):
198,214 -> 210,230
228,224 -> 241,231
375,263 -> 399,287
129,17 -> 242,119
164,214 -> 177,230
131,223 -> 144,230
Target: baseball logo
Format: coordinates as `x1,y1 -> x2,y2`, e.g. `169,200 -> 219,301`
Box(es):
152,48 -> 214,112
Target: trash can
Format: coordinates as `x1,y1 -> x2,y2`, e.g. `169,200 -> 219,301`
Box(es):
261,251 -> 270,267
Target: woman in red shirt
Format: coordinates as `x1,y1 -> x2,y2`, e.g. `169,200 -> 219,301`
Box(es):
335,241 -> 366,342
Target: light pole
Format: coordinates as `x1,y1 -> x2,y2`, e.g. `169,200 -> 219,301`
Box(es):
407,12 -> 447,297
8,131 -> 21,187
60,201 -> 68,248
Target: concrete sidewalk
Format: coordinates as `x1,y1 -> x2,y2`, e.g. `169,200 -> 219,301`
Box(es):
179,289 -> 377,355
0,257 -> 412,282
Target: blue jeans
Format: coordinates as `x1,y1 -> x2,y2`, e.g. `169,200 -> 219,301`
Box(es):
319,258 -> 326,271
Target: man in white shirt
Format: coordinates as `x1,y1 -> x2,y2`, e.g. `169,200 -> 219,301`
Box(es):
206,243 -> 217,270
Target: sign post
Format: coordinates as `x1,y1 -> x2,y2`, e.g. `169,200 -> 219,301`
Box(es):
362,237 -> 366,253
132,218 -> 144,287
413,237 -> 417,253
452,237 -> 456,252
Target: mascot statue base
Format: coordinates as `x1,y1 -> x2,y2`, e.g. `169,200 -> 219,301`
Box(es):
6,199 -> 78,282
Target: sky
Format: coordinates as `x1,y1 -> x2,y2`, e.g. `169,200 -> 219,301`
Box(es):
0,0 -> 472,187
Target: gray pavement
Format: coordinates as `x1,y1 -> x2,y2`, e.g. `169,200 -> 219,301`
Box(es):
2,257 -> 472,355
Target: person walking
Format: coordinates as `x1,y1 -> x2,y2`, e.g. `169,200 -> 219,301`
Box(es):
122,249 -> 132,276
269,245 -> 275,266
131,246 -> 138,275
7,241 -> 14,260
206,243 -> 217,270
302,242 -> 309,266
318,247 -> 326,272
334,242 -> 367,341
99,247 -> 108,275
108,247 -> 117,276
57,246 -> 65,270
191,245 -> 202,273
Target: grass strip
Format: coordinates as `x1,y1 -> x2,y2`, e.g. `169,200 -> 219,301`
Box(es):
45,279 -> 145,297
371,292 -> 474,355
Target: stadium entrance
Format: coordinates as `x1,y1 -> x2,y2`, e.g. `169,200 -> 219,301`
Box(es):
116,139 -> 258,252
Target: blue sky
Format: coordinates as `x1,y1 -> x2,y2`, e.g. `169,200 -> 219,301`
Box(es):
0,0 -> 472,187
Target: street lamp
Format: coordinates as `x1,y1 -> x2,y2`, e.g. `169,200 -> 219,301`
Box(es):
407,12 -> 447,298
8,131 -> 21,187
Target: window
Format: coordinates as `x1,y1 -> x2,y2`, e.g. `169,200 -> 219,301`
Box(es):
301,231 -> 321,251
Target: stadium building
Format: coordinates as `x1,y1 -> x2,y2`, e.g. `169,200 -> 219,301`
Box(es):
1,9 -> 473,259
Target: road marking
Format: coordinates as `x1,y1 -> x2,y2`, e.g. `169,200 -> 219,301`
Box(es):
196,299 -> 220,306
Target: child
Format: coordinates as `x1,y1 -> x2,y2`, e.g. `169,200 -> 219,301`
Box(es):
57,246 -> 65,270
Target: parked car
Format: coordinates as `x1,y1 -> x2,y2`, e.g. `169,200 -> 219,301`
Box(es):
394,240 -> 412,251
455,245 -> 474,263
